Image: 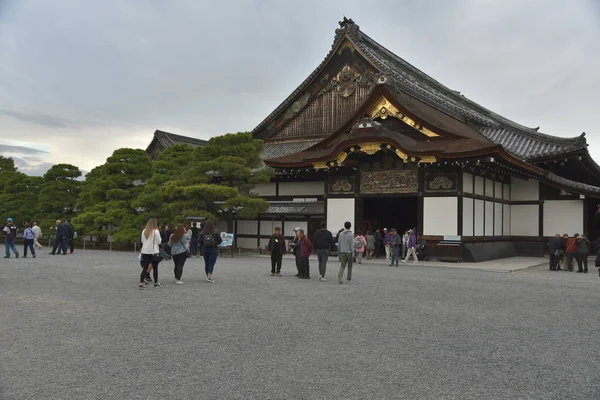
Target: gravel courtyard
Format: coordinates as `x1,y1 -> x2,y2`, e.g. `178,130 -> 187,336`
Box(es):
1,250 -> 599,400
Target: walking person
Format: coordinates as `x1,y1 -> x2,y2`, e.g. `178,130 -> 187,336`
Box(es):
296,228 -> 313,279
313,221 -> 333,281
388,228 -> 401,267
576,234 -> 590,273
49,220 -> 68,255
65,219 -> 76,254
402,229 -> 410,259
22,223 -> 36,258
402,229 -> 419,263
354,231 -> 366,264
373,229 -> 382,258
139,217 -> 163,290
564,234 -> 578,272
548,233 -> 562,271
200,220 -> 222,283
383,228 -> 391,260
290,228 -> 302,277
337,221 -> 354,284
189,222 -> 200,257
267,227 -> 286,276
3,218 -> 19,258
169,224 -> 191,284
365,231 -> 375,260
32,221 -> 43,249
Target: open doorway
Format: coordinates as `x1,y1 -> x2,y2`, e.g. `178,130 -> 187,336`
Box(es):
360,196 -> 418,235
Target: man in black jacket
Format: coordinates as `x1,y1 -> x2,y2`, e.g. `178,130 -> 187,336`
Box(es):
313,221 -> 334,281
267,227 -> 286,276
50,220 -> 68,255
65,219 -> 76,254
290,228 -> 302,277
3,217 -> 19,258
548,233 -> 562,271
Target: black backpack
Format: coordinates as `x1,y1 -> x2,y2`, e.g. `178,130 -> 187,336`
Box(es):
203,233 -> 217,248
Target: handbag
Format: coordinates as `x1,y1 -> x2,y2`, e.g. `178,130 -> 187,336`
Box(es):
152,231 -> 164,262
179,238 -> 191,258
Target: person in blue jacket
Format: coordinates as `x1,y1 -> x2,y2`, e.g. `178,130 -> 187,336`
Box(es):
49,220 -> 68,255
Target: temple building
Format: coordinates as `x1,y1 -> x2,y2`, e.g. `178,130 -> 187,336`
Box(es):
148,18 -> 600,261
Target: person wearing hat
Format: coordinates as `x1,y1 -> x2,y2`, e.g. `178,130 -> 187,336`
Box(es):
3,217 -> 19,259
564,233 -> 579,272
388,228 -> 401,267
402,229 -> 418,263
267,227 -> 287,276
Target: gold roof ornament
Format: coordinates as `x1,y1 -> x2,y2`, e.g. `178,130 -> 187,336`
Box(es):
368,96 -> 440,138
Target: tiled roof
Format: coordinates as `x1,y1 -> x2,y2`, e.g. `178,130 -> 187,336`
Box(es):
264,201 -> 324,216
546,172 -> 600,195
260,140 -> 321,160
152,130 -> 208,150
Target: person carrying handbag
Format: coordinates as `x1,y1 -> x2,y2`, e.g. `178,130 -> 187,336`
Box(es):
139,217 -> 163,290
169,224 -> 192,284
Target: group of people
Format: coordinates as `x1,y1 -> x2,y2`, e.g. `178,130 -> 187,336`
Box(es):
2,218 -> 45,259
265,221 -> 419,284
138,218 -> 223,290
548,233 -> 596,273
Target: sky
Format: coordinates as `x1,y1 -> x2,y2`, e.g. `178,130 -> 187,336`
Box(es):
0,0 -> 599,176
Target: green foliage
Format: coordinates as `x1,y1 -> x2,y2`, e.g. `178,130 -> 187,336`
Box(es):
37,164 -> 81,219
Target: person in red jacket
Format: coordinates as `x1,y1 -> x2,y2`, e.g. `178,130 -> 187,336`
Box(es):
564,234 -> 579,272
297,228 -> 313,279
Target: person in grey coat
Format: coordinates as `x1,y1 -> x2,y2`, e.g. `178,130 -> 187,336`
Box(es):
337,221 -> 354,284
576,235 -> 590,273
548,233 -> 562,271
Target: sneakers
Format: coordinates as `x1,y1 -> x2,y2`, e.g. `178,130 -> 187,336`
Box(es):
175,280 -> 183,285
206,277 -> 214,283
271,272 -> 275,276
2,256 -> 9,259
15,253 -> 19,259
33,255 -> 36,258
339,280 -> 343,284
144,278 -> 152,285
275,272 -> 281,277
320,276 -> 326,282
139,284 -> 145,290
154,282 -> 163,288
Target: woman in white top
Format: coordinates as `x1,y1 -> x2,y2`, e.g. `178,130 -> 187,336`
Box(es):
139,217 -> 163,290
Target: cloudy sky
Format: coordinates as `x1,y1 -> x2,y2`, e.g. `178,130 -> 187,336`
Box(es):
0,0 -> 599,175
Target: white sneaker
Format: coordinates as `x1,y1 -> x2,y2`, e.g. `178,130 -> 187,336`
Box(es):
175,280 -> 183,285
320,277 -> 326,282
206,277 -> 214,283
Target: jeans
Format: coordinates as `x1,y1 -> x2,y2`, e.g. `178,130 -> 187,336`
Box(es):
316,248 -> 329,277
356,250 -> 363,264
203,247 -> 219,275
271,253 -> 282,273
390,246 -> 399,266
338,252 -> 353,282
172,252 -> 187,280
4,239 -> 18,257
140,253 -> 160,283
51,237 -> 66,254
190,237 -> 198,256
23,239 -> 35,257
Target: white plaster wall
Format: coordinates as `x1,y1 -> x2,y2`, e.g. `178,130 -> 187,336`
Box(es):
494,202 -> 503,236
503,184 -> 510,200
495,182 -> 503,199
250,182 -> 276,197
286,221 -> 308,237
260,220 -> 283,235
474,199 -> 484,236
423,197 -> 458,236
278,181 -> 324,196
543,200 -> 584,237
485,179 -> 494,198
327,198 -> 354,237
511,177 -> 539,201
474,176 -> 484,196
463,172 -> 473,194
510,205 -> 539,236
485,201 -> 494,236
503,204 -> 510,236
462,197 -> 474,236
236,220 -> 258,235
237,237 -> 257,249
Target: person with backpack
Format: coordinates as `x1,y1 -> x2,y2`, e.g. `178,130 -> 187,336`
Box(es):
199,220 -> 223,283
267,227 -> 286,276
169,224 -> 191,284
353,231 -> 366,264
139,217 -> 163,290
3,217 -> 19,259
22,223 -> 36,258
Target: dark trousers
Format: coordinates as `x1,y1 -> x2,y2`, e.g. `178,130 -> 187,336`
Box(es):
549,254 -> 559,270
294,254 -> 301,275
577,253 -> 589,272
172,252 -> 187,280
316,248 -> 329,277
390,246 -> 399,266
69,239 -> 74,253
373,243 -> 380,258
565,252 -> 577,271
23,239 -> 35,257
203,247 -> 218,275
51,237 -> 66,254
190,237 -> 198,256
271,253 -> 282,273
140,254 -> 159,283
299,256 -> 310,278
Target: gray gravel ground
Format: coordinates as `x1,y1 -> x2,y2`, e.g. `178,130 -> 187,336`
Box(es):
1,250 -> 599,400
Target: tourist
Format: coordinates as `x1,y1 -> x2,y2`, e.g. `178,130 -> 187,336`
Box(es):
564,234 -> 578,272
548,233 -> 562,271
402,229 -> 419,263
402,229 -> 410,259
169,224 -> 191,284
200,220 -> 223,283
337,221 -> 354,284
388,228 -> 401,267
290,228 -> 302,276
22,223 -> 36,258
49,220 -> 68,255
383,228 -> 391,260
65,219 -> 76,254
296,228 -> 313,279
365,231 -> 375,260
160,224 -> 172,244
3,218 -> 19,259
32,221 -> 43,249
354,231 -> 366,264
559,233 -> 569,270
576,234 -> 590,273
373,229 -> 382,258
189,222 -> 200,257
313,221 -> 333,281
139,217 -> 163,290
267,227 -> 286,276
